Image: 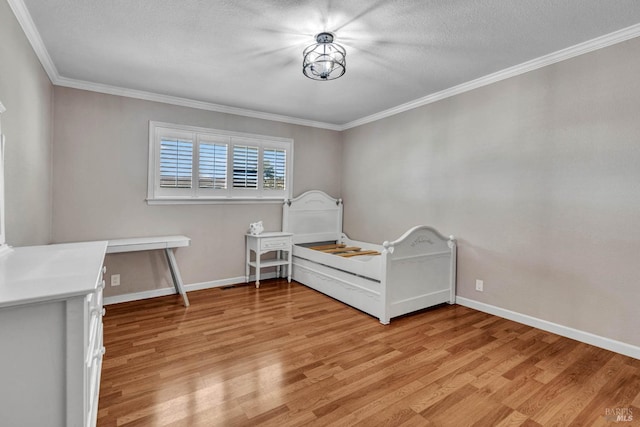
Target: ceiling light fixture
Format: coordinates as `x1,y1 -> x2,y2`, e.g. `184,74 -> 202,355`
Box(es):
302,32 -> 346,81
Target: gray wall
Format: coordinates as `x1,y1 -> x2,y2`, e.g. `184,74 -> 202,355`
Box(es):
0,0 -> 53,246
342,38 -> 640,347
52,87 -> 342,297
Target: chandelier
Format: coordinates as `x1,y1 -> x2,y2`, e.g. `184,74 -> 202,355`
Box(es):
302,32 -> 346,81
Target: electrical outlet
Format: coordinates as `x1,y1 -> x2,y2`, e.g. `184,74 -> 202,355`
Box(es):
111,274 -> 120,287
475,279 -> 484,292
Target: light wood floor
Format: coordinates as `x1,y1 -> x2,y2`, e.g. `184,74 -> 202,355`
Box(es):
98,280 -> 640,426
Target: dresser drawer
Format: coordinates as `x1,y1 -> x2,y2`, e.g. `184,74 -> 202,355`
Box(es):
87,312 -> 101,358
86,313 -> 104,387
260,237 -> 291,251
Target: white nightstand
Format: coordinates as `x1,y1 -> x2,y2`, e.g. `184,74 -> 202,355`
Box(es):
245,232 -> 293,288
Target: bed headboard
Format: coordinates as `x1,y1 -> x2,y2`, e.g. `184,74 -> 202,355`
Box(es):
283,190 -> 343,244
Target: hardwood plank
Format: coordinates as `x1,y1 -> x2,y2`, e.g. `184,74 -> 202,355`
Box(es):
97,279 -> 640,426
431,388 -> 506,426
470,404 -> 514,426
493,410 -> 531,427
324,380 -> 425,427
494,374 -> 546,410
407,372 -> 478,413
395,413 -> 432,426
418,383 -> 478,418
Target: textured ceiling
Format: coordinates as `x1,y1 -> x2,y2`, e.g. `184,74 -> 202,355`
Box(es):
18,0 -> 640,127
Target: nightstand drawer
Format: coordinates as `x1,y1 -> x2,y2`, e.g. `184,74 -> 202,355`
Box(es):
260,237 -> 291,251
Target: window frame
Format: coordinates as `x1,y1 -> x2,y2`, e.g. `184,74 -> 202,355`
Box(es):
147,121 -> 293,204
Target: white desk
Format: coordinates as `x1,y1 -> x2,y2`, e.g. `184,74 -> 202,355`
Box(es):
245,232 -> 293,288
106,235 -> 190,307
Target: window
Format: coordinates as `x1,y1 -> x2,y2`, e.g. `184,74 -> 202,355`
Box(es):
148,122 -> 293,203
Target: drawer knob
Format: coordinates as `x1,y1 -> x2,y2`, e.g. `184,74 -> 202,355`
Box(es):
90,307 -> 106,317
93,346 -> 106,360
88,347 -> 106,367
99,280 -> 106,289
102,266 -> 107,274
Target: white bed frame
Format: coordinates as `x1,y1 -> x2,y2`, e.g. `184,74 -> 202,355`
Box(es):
283,190 -> 457,324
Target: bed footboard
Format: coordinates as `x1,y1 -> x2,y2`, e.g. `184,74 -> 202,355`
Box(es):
379,226 -> 457,324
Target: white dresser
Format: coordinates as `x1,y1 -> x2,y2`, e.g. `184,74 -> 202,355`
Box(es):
0,241 -> 107,427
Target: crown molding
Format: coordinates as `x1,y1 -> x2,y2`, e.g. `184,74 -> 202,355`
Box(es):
341,22 -> 640,130
54,76 -> 343,131
6,0 -> 59,82
8,0 -> 640,132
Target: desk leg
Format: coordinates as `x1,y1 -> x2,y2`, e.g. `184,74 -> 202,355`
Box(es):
165,248 -> 190,307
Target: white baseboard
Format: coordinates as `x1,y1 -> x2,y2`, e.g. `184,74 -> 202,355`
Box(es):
456,297 -> 640,360
103,272 -> 277,305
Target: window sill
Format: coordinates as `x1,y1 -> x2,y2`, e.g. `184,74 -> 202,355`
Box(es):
146,197 -> 287,205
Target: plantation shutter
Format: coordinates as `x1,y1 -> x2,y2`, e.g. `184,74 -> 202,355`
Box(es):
199,142 -> 228,189
149,122 -> 292,201
263,148 -> 286,190
160,137 -> 193,188
232,145 -> 259,189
